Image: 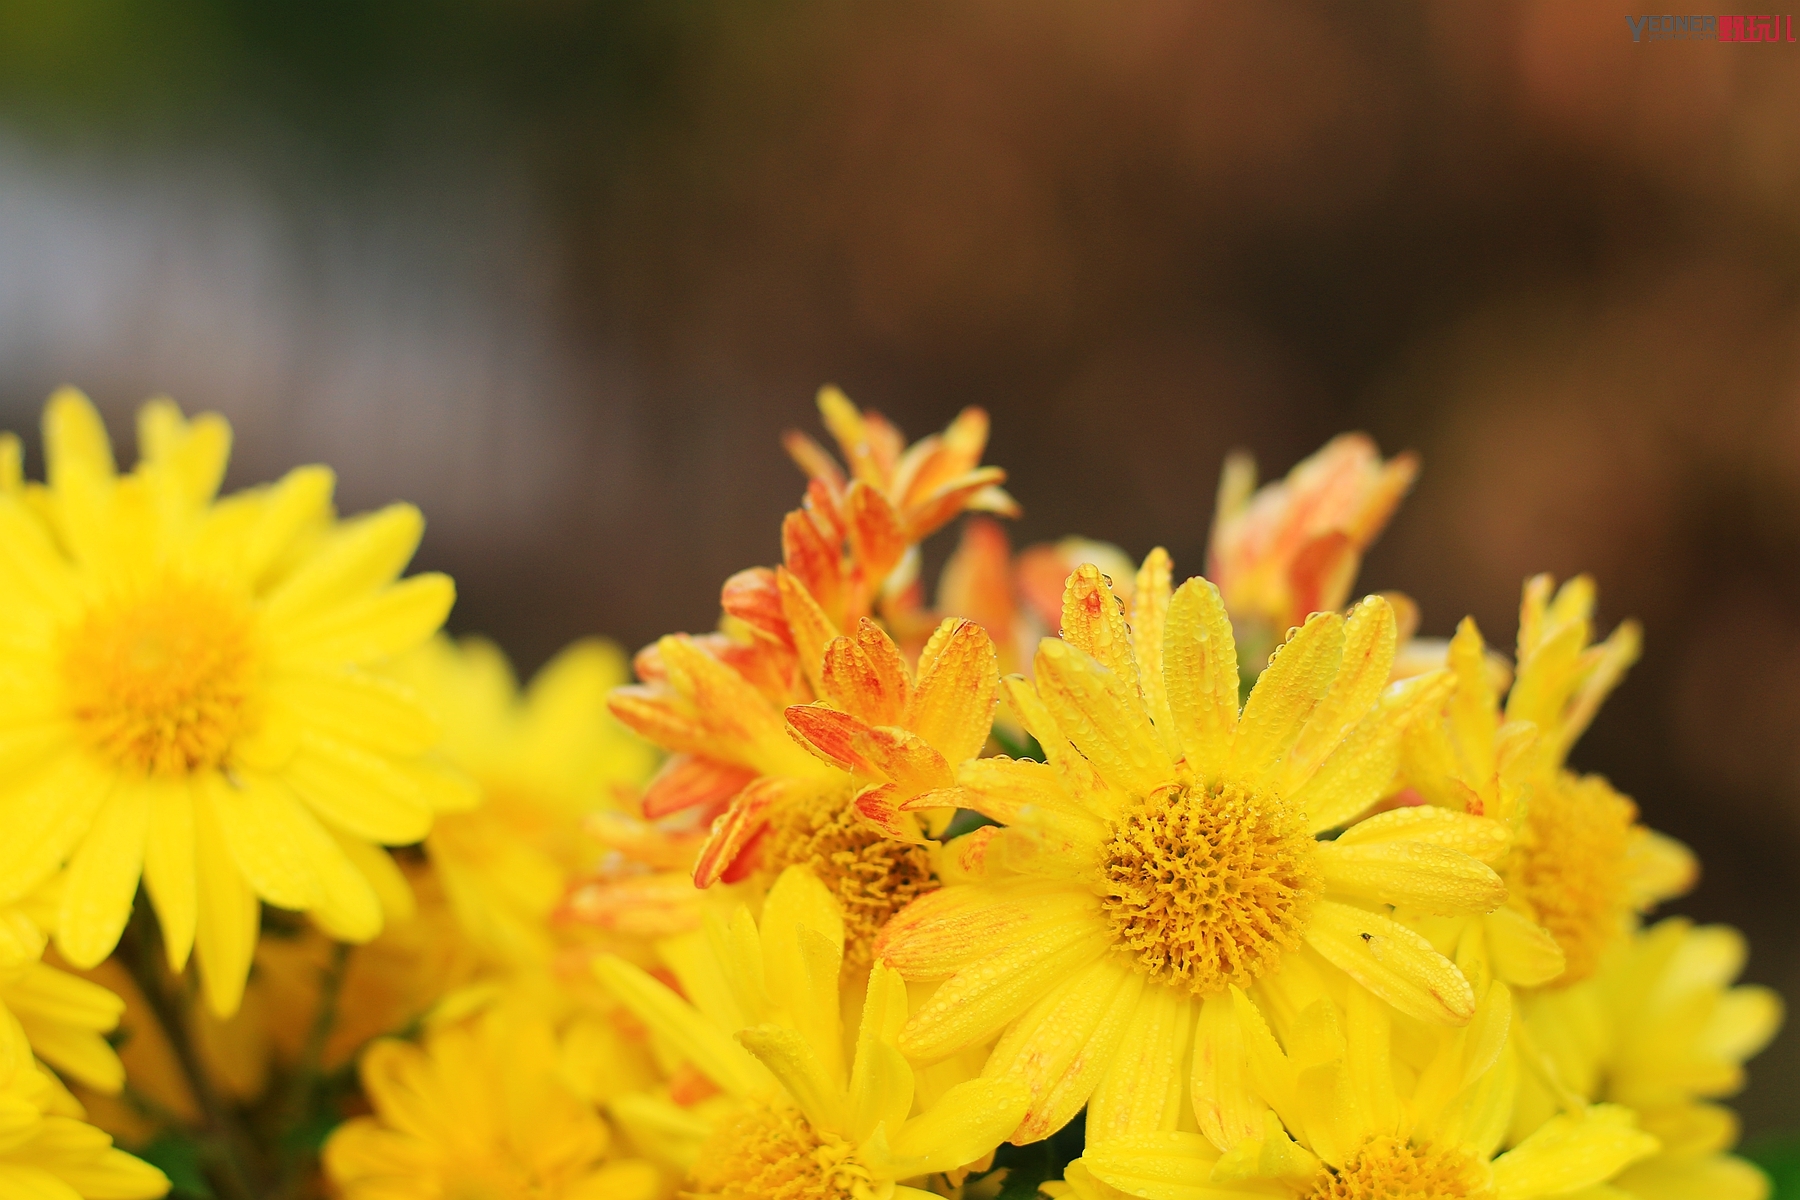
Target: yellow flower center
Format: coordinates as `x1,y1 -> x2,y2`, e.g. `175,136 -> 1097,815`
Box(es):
1099,780 -> 1321,995
1310,1137 -> 1493,1199
61,580 -> 257,777
687,1105 -> 874,1200
761,784 -> 938,971
1506,772 -> 1637,986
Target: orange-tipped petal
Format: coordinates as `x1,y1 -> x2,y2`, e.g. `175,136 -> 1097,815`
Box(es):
820,620 -> 912,726
846,480 -> 908,588
854,782 -> 931,845
777,566 -> 840,693
786,705 -> 956,793
936,519 -> 1016,642
693,777 -> 788,887
782,428 -> 847,495
560,873 -> 704,937
782,509 -> 843,622
904,466 -> 1012,541
721,567 -> 793,649
641,755 -> 759,820
1060,564 -> 1139,695
909,618 -> 1000,766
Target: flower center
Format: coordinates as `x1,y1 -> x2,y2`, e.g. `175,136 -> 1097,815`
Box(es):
1310,1137 -> 1493,1199
1098,779 -> 1320,995
760,784 -> 938,971
1506,772 -> 1638,986
61,580 -> 257,777
686,1105 -> 873,1200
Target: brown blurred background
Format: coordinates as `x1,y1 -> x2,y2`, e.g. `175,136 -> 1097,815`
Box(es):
2,0 -> 1798,1130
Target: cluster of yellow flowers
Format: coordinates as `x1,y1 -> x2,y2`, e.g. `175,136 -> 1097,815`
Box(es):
0,386 -> 1777,1200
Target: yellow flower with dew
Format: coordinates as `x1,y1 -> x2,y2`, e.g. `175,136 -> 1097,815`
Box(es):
1399,575 -> 1696,992
0,1001 -> 167,1199
595,866 -> 1030,1199
880,559 -> 1513,1145
388,634 -> 656,969
1516,918 -> 1780,1200
1206,434 -> 1417,654
0,390 -> 460,1015
324,992 -> 661,1200
1055,974 -> 1659,1200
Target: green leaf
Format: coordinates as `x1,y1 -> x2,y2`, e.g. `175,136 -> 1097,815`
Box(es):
138,1133 -> 214,1200
1745,1135 -> 1799,1199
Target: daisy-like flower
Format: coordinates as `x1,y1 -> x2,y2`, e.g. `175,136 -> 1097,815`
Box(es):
879,558 -> 1510,1144
323,994 -> 661,1200
1055,976 -> 1660,1200
1516,918 -> 1780,1200
1400,576 -> 1696,991
601,395 -> 1012,962
0,1008 -> 167,1199
0,391 -> 460,1016
388,635 -> 656,969
594,866 -> 1030,1200
1206,434 -> 1417,657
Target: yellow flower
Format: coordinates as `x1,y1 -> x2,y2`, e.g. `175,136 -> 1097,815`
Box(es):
0,1008 -> 166,1199
1057,980 -> 1659,1200
388,635 -> 656,969
1517,918 -> 1780,1200
594,867 -> 1030,1199
324,994 -> 660,1200
0,390 -> 458,1015
0,895 -> 128,1097
1400,576 -> 1696,992
879,559 -> 1511,1144
1206,434 -> 1417,649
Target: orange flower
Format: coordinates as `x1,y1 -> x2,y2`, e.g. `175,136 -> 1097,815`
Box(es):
1206,433 -> 1416,642
586,392 -> 1014,960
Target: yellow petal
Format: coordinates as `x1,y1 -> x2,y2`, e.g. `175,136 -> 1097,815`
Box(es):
886,1076 -> 1030,1176
848,964 -> 914,1144
192,792 -> 259,1017
1131,549 -> 1181,759
907,619 -> 999,766
1292,671 -> 1454,834
1491,1105 -> 1658,1199
1082,1131 -> 1227,1200
270,670 -> 439,757
1333,805 -> 1510,864
736,1023 -> 847,1133
1304,900 -> 1475,1025
282,732 -> 433,845
240,465 -> 335,588
592,955 -> 772,1099
56,783 -> 147,969
202,773 -> 318,910
1060,564 -> 1142,699
1086,982 -> 1194,1142
1162,578 -> 1238,778
1317,839 -> 1506,916
1272,596 -> 1395,798
141,779 -> 197,971
1229,612 -> 1345,786
43,388 -> 115,485
1190,992 -> 1268,1152
1001,675 -> 1126,822
1034,639 -> 1173,799
272,573 -> 455,667
261,504 -> 425,625
1484,906 -> 1566,988
983,957 -> 1143,1143
0,755 -> 113,908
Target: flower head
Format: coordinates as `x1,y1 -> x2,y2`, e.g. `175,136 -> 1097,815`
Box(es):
1207,434 -> 1416,646
595,866 -> 1030,1199
879,557 -> 1509,1144
324,994 -> 660,1200
0,390 -> 458,1015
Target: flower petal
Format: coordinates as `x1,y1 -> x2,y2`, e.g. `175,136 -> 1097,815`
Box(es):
1304,900 -> 1476,1025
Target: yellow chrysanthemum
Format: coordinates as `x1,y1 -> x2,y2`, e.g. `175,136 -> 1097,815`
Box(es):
879,558 -> 1513,1144
388,635 -> 656,969
324,993 -> 660,1200
595,867 -> 1030,1199
1400,576 -> 1697,992
0,1004 -> 166,1199
0,390 -> 460,1015
1056,974 -> 1659,1200
0,893 -> 128,1098
1516,918 -> 1780,1200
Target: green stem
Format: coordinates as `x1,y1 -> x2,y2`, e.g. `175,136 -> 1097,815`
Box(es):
119,904 -> 265,1200
274,940 -> 351,1199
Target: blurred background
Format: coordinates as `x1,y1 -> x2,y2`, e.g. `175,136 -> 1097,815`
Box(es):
2,0 -> 1798,1131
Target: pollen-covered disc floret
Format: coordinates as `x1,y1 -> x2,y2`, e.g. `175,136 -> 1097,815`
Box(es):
687,1105 -> 875,1200
1310,1137 -> 1494,1200
1506,773 -> 1638,986
760,784 -> 938,970
61,580 -> 258,776
1099,779 -> 1321,995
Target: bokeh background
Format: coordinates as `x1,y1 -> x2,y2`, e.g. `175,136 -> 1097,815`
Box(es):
3,0 -> 1798,1131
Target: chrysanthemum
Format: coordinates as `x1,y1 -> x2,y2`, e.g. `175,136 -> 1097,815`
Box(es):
1515,918 -> 1780,1200
0,1008 -> 167,1199
594,866 -> 1030,1199
0,390 -> 458,1015
1399,576 -> 1696,991
601,393 -> 1014,960
1206,434 -> 1417,655
324,995 -> 660,1200
1055,979 -> 1659,1200
386,635 -> 656,969
878,558 -> 1510,1143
